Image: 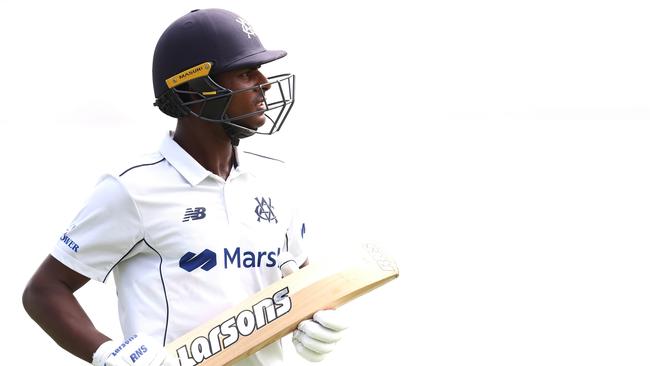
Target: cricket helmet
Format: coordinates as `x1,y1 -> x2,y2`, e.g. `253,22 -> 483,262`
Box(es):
152,9 -> 295,144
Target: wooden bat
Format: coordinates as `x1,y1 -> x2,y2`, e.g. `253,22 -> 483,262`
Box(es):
164,243 -> 399,366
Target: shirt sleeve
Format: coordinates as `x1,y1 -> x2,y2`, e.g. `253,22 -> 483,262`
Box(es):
280,161 -> 309,267
286,205 -> 308,267
51,174 -> 144,282
284,166 -> 309,266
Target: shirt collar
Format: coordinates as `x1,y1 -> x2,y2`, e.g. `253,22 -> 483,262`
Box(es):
159,132 -> 211,186
231,147 -> 251,177
159,132 -> 250,185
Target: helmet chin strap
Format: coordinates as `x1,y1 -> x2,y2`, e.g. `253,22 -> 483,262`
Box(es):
219,115 -> 257,146
186,99 -> 258,146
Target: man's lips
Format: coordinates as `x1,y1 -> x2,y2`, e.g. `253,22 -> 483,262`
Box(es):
255,98 -> 266,110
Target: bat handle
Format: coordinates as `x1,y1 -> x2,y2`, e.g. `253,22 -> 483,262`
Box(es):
277,252 -> 300,277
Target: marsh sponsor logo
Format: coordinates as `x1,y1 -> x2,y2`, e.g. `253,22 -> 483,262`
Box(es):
179,247 -> 281,272
179,249 -> 217,272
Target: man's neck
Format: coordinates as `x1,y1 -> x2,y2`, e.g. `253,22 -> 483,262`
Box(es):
173,118 -> 234,180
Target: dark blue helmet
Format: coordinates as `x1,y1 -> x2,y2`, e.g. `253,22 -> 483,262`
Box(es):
152,9 -> 295,144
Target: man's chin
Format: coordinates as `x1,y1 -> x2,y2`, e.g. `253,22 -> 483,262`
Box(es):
249,116 -> 267,130
236,118 -> 265,132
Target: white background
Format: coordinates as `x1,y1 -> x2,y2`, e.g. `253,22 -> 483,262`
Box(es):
1,0 -> 650,365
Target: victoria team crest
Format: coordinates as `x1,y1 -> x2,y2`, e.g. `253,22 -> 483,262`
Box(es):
235,17 -> 256,39
254,197 -> 277,223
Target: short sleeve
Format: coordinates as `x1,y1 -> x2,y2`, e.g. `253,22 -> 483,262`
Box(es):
51,175 -> 144,282
287,200 -> 309,265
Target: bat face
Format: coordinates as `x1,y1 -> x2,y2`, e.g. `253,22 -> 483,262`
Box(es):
166,243 -> 399,366
173,286 -> 292,365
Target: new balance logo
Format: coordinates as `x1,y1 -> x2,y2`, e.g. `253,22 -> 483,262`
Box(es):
179,249 -> 217,272
183,207 -> 206,222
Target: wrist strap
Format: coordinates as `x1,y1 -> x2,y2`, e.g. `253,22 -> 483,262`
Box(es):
92,340 -> 116,366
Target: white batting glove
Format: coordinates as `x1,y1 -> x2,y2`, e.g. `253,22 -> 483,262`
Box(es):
92,333 -> 174,366
277,253 -> 349,362
293,309 -> 348,362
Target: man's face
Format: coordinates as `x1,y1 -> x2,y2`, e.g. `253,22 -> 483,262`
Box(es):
214,67 -> 270,130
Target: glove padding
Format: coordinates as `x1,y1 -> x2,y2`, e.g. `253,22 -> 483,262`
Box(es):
292,309 -> 348,362
277,252 -> 349,362
92,333 -> 174,366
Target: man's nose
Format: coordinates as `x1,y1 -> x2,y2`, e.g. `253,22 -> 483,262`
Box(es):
257,71 -> 271,91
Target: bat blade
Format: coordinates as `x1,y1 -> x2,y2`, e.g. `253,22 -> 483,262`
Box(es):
165,243 -> 399,366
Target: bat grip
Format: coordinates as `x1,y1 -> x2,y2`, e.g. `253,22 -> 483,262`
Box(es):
277,252 -> 299,277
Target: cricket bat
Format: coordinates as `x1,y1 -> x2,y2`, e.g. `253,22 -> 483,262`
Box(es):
165,243 -> 399,366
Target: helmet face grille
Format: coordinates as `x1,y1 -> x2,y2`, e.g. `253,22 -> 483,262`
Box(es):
153,73 -> 295,142
188,73 -> 295,135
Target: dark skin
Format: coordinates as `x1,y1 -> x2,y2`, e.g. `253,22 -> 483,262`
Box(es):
173,66 -> 271,179
22,66 -> 274,363
22,257 -> 101,363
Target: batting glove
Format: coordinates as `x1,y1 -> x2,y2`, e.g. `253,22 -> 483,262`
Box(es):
277,253 -> 349,362
293,309 -> 348,362
92,333 -> 174,366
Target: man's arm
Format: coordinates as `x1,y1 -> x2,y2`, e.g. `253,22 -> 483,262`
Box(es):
22,255 -> 110,363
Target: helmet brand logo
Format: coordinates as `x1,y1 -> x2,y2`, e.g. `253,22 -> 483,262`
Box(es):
235,17 -> 256,39
165,62 -> 212,89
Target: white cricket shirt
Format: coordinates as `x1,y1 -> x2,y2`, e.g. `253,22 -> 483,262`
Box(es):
51,133 -> 308,366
